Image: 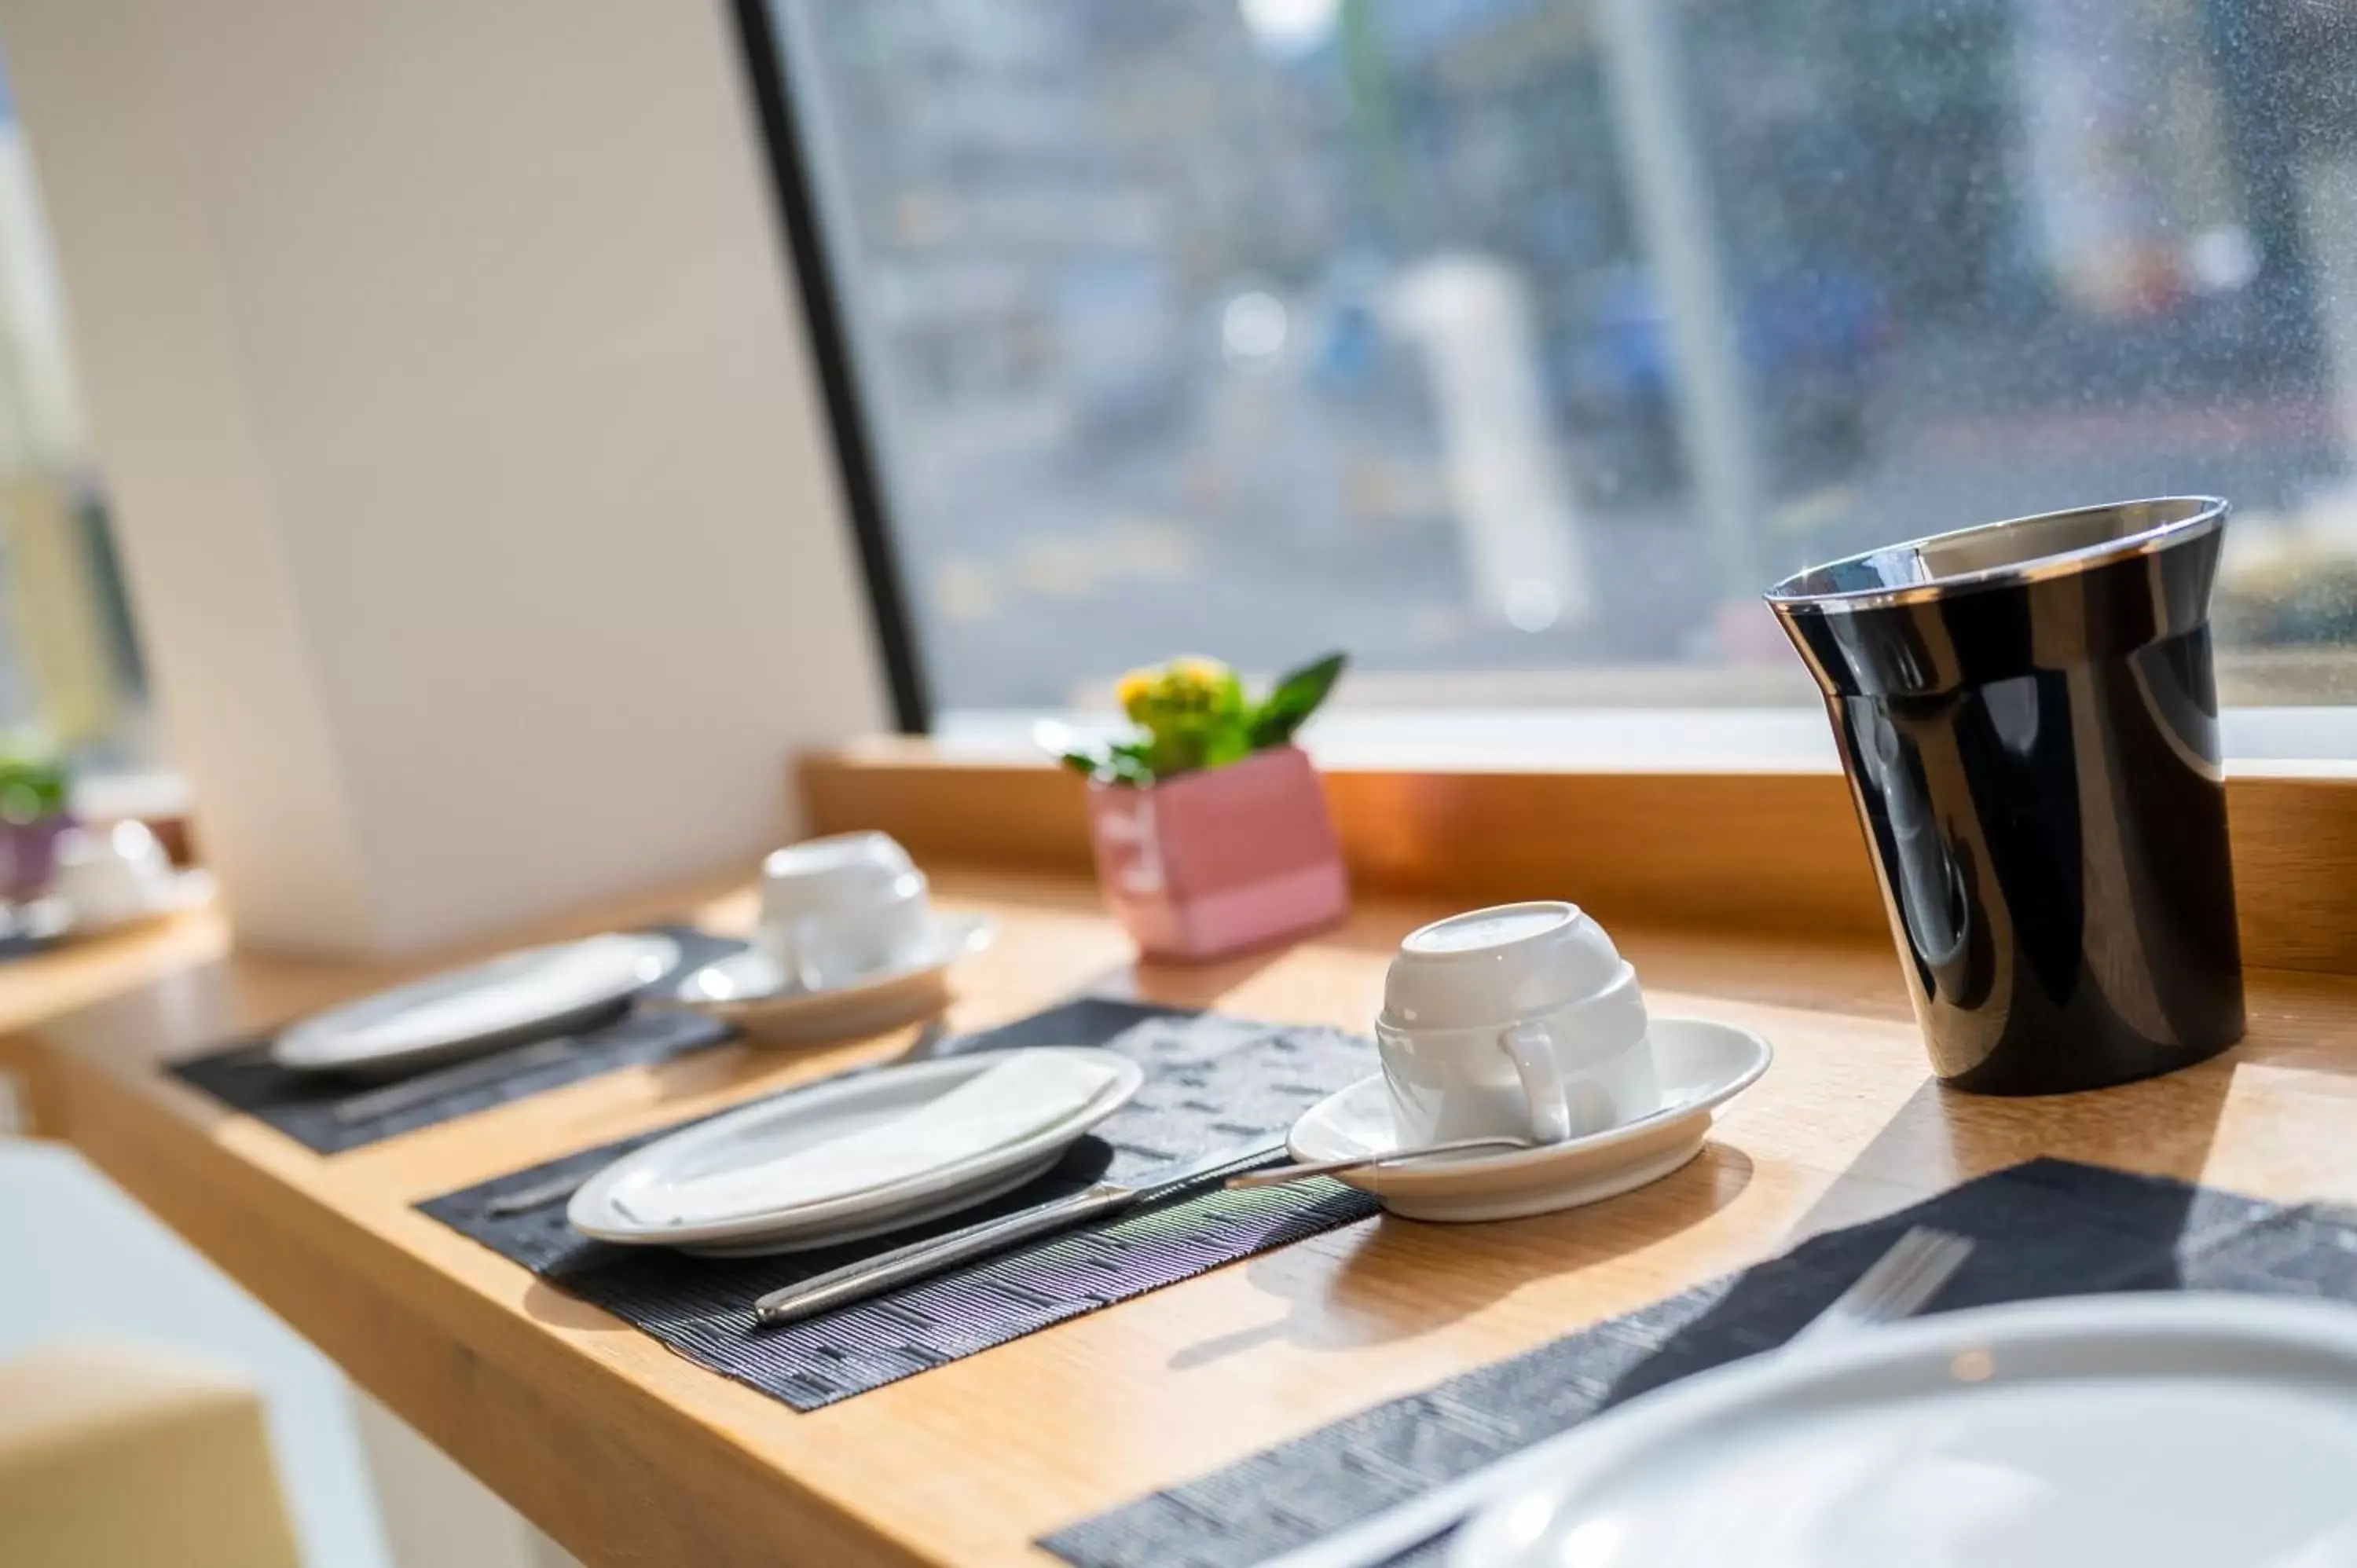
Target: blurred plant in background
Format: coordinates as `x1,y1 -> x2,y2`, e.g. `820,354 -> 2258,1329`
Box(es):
0,744 -> 66,825
1056,650 -> 1346,785
0,740 -> 70,899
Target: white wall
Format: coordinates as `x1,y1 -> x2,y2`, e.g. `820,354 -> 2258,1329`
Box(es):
0,2 -> 889,1563
0,0 -> 889,954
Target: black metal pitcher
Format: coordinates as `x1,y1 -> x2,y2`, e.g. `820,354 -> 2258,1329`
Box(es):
1765,496 -> 2244,1094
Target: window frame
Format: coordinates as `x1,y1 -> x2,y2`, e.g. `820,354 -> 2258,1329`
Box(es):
731,0 -> 932,733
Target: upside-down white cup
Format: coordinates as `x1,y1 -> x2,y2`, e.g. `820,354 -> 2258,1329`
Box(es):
757,831 -> 933,990
1376,902 -> 1660,1147
52,820 -> 178,929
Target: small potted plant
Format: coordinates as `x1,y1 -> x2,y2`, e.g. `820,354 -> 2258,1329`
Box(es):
1054,652 -> 1349,961
0,749 -> 71,903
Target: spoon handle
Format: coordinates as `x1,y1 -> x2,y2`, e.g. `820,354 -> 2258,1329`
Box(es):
1223,1134 -> 1532,1189
753,1181 -> 1140,1328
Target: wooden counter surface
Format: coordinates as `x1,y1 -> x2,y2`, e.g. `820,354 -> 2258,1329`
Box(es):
0,901 -> 227,1135
24,867 -> 2357,1566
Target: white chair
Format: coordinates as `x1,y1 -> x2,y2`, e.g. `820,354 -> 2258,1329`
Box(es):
0,1338 -> 299,1568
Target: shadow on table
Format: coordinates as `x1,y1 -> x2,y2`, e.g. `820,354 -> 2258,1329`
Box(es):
1167,1141 -> 1755,1370
1790,1045 -> 2237,1238
1596,1055 -> 2242,1413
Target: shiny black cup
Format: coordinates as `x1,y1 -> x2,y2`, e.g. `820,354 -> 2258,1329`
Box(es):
1765,497 -> 2244,1094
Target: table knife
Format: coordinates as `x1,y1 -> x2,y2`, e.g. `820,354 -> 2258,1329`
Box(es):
481,1169 -> 595,1218
751,1139 -> 1286,1327
329,1036 -> 579,1124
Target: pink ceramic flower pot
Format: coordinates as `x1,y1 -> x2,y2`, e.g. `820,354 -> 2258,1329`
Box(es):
0,815 -> 70,901
1084,744 -> 1350,962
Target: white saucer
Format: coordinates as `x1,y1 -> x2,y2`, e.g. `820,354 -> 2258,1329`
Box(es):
657,913 -> 995,1045
1288,1017 -> 1770,1222
1453,1293 -> 2357,1568
17,867 -> 217,943
568,1046 -> 1140,1255
272,932 -> 682,1075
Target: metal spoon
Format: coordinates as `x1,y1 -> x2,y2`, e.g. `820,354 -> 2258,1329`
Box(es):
1222,1134 -> 1536,1189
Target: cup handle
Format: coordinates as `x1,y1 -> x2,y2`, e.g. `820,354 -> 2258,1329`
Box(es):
1497,1022 -> 1572,1145
778,914 -> 827,993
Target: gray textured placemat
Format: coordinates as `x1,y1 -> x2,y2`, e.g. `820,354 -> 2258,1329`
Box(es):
167,926 -> 743,1152
420,999 -> 1385,1409
1042,1157 -> 2355,1568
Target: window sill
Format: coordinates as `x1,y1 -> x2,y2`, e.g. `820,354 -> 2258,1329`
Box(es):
797,736 -> 2357,980
935,706 -> 2357,775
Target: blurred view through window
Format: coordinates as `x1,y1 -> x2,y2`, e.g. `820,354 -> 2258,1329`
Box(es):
768,0 -> 2357,713
0,62 -> 146,768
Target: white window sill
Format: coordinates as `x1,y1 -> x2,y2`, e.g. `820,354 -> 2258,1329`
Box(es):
935,706 -> 2357,776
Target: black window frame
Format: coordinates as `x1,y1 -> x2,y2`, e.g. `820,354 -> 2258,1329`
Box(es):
731,0 -> 932,734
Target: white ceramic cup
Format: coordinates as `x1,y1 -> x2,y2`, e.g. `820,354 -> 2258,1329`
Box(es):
757,831 -> 933,990
1376,901 -> 1660,1147
52,820 -> 178,930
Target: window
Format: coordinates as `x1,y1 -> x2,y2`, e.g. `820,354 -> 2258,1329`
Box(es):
0,61 -> 148,771
748,0 -> 2357,725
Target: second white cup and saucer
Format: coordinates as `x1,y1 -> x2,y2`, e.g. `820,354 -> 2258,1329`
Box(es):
23,819 -> 216,942
660,831 -> 995,1044
1286,901 -> 1770,1222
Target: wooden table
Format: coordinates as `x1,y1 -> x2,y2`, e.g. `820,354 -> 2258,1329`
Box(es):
27,866 -> 2357,1567
0,901 -> 227,1136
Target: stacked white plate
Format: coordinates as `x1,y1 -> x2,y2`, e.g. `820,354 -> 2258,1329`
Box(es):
1452,1293 -> 2357,1568
270,932 -> 682,1075
568,1046 -> 1142,1255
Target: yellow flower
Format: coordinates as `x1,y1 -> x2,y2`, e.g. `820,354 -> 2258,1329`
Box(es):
1116,669 -> 1155,721
1171,655 -> 1226,686
1082,648 -> 1343,784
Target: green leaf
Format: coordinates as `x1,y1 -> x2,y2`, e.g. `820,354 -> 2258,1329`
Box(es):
0,755 -> 67,822
1202,728 -> 1252,769
1143,728 -> 1204,779
1101,743 -> 1157,786
1056,749 -> 1104,779
1247,651 -> 1347,749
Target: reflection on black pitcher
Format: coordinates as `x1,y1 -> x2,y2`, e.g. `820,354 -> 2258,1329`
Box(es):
1767,497 -> 2244,1095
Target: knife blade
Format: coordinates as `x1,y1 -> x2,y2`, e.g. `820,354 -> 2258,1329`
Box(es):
329,1035 -> 578,1125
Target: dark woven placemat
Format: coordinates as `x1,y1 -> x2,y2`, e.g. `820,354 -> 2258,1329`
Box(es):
0,928 -> 60,961
420,999 -> 1385,1409
168,926 -> 744,1153
1043,1156 -> 2357,1568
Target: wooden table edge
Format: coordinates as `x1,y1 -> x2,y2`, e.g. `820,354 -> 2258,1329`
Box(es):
26,866 -> 2357,1566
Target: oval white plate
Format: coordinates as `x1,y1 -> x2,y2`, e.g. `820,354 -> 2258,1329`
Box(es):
1288,1017 -> 1769,1222
1453,1292 -> 2357,1568
272,932 -> 680,1074
568,1046 -> 1142,1255
656,914 -> 995,1046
